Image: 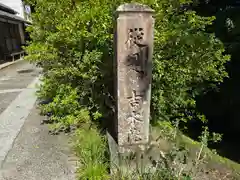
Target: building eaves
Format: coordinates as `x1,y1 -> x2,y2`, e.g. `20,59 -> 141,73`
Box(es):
0,2 -> 17,14
0,9 -> 30,24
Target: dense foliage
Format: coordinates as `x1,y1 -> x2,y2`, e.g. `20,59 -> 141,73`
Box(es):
193,0 -> 240,134
24,0 -> 230,130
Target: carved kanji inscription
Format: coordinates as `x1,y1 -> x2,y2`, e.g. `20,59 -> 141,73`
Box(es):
115,3 -> 154,149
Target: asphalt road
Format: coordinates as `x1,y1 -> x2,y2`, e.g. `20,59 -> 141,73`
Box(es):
1,107 -> 77,180
0,60 -> 39,114
0,60 -> 39,90
0,60 -> 76,180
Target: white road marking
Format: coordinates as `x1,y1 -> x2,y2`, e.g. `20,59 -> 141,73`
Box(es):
0,77 -> 11,81
0,89 -> 25,94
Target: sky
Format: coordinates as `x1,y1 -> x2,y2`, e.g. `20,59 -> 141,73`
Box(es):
0,0 -> 24,18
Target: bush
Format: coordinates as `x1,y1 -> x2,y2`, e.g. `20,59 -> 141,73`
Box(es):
25,0 -> 229,131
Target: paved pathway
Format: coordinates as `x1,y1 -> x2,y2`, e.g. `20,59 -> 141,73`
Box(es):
0,61 -> 76,180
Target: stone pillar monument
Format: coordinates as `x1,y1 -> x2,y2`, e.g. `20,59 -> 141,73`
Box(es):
108,3 -> 154,173
116,3 -> 154,152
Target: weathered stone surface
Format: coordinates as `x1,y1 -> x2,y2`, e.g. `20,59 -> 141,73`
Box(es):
117,3 -> 154,13
115,3 -> 154,151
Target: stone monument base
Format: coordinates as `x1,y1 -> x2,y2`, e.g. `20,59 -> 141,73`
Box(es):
107,131 -> 159,177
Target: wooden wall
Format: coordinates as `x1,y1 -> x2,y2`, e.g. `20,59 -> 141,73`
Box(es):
0,21 -> 22,60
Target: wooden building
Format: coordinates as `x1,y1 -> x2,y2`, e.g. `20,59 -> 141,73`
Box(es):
0,2 -> 30,61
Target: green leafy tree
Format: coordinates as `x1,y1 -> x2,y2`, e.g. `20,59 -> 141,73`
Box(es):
24,0 -> 230,130
192,0 -> 240,135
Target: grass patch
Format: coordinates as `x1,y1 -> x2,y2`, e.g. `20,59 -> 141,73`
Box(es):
151,125 -> 240,179
182,135 -> 240,178
71,123 -> 240,179
72,126 -> 110,180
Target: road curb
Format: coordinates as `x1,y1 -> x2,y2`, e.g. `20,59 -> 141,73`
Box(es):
0,59 -> 24,70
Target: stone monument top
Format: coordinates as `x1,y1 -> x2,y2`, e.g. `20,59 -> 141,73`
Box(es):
116,3 -> 154,13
